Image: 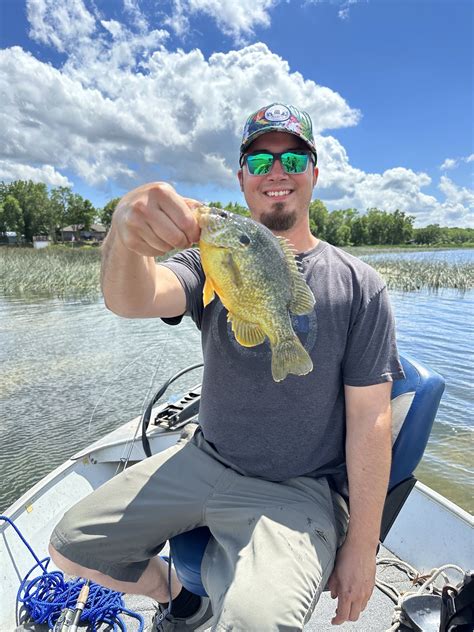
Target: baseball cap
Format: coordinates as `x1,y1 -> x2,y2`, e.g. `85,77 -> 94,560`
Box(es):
240,103 -> 317,162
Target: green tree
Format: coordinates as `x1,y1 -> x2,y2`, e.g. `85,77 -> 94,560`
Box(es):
413,224 -> 443,245
0,180 -> 50,242
325,210 -> 351,246
0,203 -> 6,235
387,209 -> 414,244
67,194 -> 95,238
2,196 -> 25,243
308,199 -> 329,239
100,197 -> 121,229
49,188 -> 96,240
366,208 -> 390,245
351,215 -> 369,245
49,187 -> 72,241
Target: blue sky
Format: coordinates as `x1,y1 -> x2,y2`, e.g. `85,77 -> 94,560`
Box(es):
0,0 -> 472,226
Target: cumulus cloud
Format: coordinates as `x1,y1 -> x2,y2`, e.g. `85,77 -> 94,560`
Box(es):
166,0 -> 277,44
1,0 -> 472,227
314,135 -> 474,227
0,160 -> 71,187
440,154 -> 474,170
27,0 -> 96,52
0,40 -> 359,190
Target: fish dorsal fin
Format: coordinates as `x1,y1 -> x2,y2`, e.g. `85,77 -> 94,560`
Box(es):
203,277 -> 216,307
276,237 -> 315,315
227,312 -> 266,347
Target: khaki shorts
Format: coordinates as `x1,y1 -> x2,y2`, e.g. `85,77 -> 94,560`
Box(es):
51,425 -> 349,631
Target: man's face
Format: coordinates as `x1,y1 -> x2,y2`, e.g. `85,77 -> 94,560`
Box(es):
238,131 -> 318,232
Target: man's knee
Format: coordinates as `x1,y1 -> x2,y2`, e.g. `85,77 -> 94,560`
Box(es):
214,590 -> 307,632
48,541 -> 98,580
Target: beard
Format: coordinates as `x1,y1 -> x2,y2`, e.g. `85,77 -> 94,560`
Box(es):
259,202 -> 297,232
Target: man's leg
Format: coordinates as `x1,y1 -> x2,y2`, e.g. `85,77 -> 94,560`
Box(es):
202,473 -> 349,632
49,430 -> 227,601
49,546 -> 180,603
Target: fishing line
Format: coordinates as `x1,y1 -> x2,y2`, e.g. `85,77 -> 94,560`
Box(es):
87,337 -> 168,436
114,327 -> 172,475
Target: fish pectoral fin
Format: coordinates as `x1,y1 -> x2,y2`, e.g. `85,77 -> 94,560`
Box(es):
276,236 -> 315,315
227,312 -> 266,347
203,277 -> 216,307
271,336 -> 313,382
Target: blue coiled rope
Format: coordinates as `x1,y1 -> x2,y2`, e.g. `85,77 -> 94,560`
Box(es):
1,515 -> 144,631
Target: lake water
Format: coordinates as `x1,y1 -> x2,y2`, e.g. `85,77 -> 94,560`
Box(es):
1,249 -> 472,514
361,248 -> 474,264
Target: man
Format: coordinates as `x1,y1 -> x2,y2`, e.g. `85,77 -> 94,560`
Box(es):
49,103 -> 404,631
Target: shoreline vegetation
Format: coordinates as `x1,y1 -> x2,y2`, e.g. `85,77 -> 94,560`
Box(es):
1,243 -> 473,299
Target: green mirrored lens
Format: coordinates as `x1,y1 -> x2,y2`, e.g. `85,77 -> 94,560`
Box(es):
281,152 -> 309,173
246,153 -> 273,175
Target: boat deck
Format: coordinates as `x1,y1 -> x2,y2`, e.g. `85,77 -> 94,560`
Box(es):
14,545 -> 413,632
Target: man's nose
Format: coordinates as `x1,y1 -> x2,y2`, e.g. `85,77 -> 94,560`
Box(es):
268,157 -> 288,178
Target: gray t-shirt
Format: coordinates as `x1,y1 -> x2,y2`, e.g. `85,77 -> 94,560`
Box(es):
160,240 -> 404,495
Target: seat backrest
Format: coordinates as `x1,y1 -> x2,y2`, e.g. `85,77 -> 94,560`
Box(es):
170,354 -> 446,594
389,354 -> 445,489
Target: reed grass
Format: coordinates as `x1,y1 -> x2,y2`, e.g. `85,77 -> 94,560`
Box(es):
1,245 -> 473,298
367,258 -> 474,292
1,246 -> 102,298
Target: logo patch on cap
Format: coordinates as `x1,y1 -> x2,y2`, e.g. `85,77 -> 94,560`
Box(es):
264,104 -> 290,122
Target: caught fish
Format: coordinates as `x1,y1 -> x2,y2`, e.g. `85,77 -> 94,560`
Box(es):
195,206 -> 315,382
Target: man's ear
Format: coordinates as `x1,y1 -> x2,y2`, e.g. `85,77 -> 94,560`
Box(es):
312,166 -> 319,188
237,169 -> 244,191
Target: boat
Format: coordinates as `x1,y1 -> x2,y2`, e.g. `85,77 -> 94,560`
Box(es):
1,356 -> 472,631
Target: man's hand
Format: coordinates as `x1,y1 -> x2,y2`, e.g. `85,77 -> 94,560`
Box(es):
112,182 -> 202,257
326,538 -> 377,625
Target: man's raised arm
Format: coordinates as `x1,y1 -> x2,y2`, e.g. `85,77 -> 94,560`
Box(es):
100,182 -> 201,319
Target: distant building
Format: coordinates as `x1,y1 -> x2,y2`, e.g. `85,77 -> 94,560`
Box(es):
33,235 -> 51,249
61,224 -> 107,242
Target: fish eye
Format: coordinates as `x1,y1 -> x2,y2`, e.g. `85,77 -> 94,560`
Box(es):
239,234 -> 250,246
218,211 -> 228,218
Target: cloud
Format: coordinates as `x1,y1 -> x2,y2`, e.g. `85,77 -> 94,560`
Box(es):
166,0 -> 278,44
338,0 -> 359,21
0,39 -> 359,190
2,1 -> 472,227
305,0 -> 365,21
315,135 -> 473,227
122,0 -> 149,33
0,160 -> 71,187
27,0 -> 96,53
440,154 -> 474,170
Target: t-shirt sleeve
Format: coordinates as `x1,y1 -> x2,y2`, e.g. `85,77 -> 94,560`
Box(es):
342,286 -> 405,386
157,248 -> 205,330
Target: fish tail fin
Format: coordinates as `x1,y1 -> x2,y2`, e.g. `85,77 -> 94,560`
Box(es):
271,337 -> 313,382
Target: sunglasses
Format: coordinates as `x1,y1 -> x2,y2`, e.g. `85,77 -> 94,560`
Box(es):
240,150 -> 314,176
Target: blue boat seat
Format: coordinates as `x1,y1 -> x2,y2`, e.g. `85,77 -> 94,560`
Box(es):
169,354 -> 445,597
